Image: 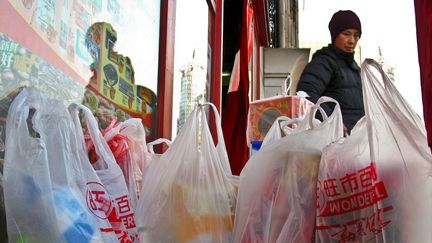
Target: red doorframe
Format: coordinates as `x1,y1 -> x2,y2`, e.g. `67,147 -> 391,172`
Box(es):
208,0 -> 223,142
156,0 -> 269,144
252,0 -> 270,47
157,0 -> 222,142
209,0 -> 223,112
157,0 -> 176,141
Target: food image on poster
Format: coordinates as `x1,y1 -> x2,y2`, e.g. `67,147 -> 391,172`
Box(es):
103,63 -> 118,99
104,63 -> 118,85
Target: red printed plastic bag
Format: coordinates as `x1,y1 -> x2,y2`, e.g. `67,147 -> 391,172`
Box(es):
315,59 -> 432,242
4,87 -> 117,243
70,103 -> 139,242
233,97 -> 344,243
136,103 -> 235,243
104,118 -> 150,210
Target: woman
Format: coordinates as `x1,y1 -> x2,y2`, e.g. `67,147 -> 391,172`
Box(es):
296,10 -> 364,134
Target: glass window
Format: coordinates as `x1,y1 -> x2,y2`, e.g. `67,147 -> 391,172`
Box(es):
0,0 -> 161,165
172,0 -> 210,137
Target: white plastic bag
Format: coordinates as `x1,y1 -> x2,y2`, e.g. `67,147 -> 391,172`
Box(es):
4,87 -> 117,243
104,118 -> 149,210
315,59 -> 432,242
136,102 -> 235,243
70,103 -> 139,242
233,97 -> 344,243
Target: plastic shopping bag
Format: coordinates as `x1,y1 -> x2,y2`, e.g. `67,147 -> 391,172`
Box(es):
315,59 -> 432,242
103,118 -> 150,210
4,87 -> 117,243
136,102 -> 235,243
233,97 -> 344,243
70,103 -> 139,242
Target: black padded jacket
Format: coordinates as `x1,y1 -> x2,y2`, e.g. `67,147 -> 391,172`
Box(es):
296,44 -> 365,132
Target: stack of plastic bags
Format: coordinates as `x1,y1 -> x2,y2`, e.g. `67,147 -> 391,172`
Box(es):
233,96 -> 344,242
315,59 -> 432,242
4,87 -> 138,242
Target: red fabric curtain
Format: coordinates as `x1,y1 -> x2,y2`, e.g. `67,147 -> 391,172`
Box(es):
414,0 -> 432,149
222,0 -> 253,175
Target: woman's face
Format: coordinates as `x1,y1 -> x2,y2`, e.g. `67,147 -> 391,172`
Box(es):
334,28 -> 360,53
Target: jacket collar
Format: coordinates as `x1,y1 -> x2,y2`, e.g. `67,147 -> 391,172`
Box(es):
327,44 -> 355,61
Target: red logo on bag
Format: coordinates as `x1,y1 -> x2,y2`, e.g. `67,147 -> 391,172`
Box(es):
317,162 -> 391,216
114,195 -> 136,229
86,181 -> 113,219
319,181 -> 388,216
316,162 -> 394,241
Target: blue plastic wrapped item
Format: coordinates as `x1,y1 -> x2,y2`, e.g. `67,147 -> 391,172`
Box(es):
53,188 -> 95,243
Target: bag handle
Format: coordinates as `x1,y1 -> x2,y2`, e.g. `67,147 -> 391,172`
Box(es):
362,58 -> 429,157
280,117 -> 305,134
362,58 -> 425,132
269,116 -> 303,135
198,102 -> 232,175
281,74 -> 291,95
147,138 -> 172,154
274,116 -> 293,132
69,103 -> 117,168
261,116 -> 306,147
308,96 -> 336,129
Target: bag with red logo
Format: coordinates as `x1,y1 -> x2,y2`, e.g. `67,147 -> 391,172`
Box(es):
70,103 -> 139,242
4,87 -> 118,243
315,59 -> 432,242
233,97 -> 343,243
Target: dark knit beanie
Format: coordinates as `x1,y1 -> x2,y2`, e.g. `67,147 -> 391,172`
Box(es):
328,10 -> 362,43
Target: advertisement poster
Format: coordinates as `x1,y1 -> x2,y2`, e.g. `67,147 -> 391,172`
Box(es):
8,0 -> 97,81
0,33 -> 86,168
2,0 -> 157,141
84,22 -> 157,135
7,0 -> 161,92
0,1 -> 158,171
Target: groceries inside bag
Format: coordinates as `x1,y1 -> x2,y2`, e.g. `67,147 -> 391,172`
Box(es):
233,97 -> 344,243
315,59 -> 432,242
136,103 -> 236,242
